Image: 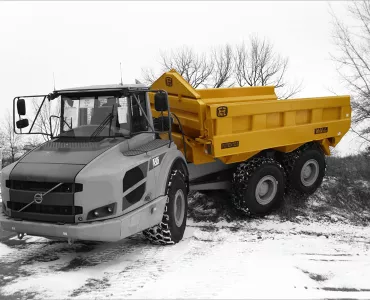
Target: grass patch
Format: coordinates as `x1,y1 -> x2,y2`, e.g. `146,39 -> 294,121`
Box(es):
326,154 -> 370,181
188,155 -> 370,226
188,190 -> 247,223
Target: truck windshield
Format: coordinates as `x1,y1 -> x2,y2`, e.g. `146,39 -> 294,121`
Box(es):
59,93 -> 149,138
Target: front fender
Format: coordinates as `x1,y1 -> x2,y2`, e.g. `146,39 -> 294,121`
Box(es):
154,147 -> 188,198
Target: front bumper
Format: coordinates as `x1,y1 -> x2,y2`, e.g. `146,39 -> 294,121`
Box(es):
0,196 -> 167,242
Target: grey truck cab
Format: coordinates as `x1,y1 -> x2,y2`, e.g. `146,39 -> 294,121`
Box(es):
0,84 -> 189,245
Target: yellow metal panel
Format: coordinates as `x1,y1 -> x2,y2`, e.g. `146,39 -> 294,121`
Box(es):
212,119 -> 349,158
341,107 -> 351,119
215,119 -> 232,135
284,111 -> 296,127
208,96 -> 350,118
320,139 -> 331,155
150,70 -> 351,165
197,85 -> 277,100
296,110 -> 311,125
165,95 -> 200,113
219,151 -> 260,164
274,143 -> 304,153
200,95 -> 277,105
232,116 -> 252,133
267,112 -> 284,128
322,107 -> 341,121
150,69 -> 200,99
252,115 -> 267,130
311,109 -> 323,123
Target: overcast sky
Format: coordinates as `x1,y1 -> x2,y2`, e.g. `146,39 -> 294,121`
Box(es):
0,1 -> 360,155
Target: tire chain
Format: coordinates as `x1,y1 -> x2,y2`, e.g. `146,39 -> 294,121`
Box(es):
281,142 -> 326,196
142,168 -> 186,245
230,157 -> 286,216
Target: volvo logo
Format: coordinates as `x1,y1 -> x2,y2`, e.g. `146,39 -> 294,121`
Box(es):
34,193 -> 43,204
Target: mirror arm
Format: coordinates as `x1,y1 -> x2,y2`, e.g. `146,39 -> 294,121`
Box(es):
13,97 -> 18,135
29,95 -> 47,133
49,116 -> 53,139
162,90 -> 172,146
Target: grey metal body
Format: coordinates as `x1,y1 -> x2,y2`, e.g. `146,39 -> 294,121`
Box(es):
0,133 -> 186,242
1,90 -> 187,242
187,160 -> 236,191
1,84 -> 235,243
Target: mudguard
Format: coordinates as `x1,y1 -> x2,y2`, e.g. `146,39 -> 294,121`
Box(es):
154,145 -> 188,199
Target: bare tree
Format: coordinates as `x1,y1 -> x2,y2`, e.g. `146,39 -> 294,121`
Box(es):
1,110 -> 24,163
24,135 -> 44,150
31,97 -> 60,141
141,67 -> 158,85
143,47 -> 214,88
330,0 -> 370,141
142,38 -> 302,97
143,45 -> 236,88
234,36 -> 302,99
210,44 -> 234,88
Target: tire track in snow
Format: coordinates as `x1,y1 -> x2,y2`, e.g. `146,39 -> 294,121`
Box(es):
68,230 -> 221,299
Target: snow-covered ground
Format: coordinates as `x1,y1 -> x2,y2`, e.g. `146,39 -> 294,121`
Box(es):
1,177 -> 370,299
1,217 -> 370,299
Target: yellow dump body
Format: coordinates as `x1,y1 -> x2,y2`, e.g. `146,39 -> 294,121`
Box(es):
149,70 -> 351,165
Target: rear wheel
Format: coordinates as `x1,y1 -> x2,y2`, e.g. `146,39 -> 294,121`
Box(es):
231,157 -> 285,215
143,169 -> 188,245
282,143 -> 326,196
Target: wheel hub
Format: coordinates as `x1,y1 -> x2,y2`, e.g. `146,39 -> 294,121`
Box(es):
300,159 -> 319,187
259,182 -> 269,196
174,190 -> 185,227
255,175 -> 278,205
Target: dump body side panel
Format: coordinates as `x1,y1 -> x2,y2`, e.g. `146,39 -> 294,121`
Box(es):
150,70 -> 351,165
207,96 -> 351,162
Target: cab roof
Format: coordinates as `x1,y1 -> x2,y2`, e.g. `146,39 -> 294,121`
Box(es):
55,83 -> 147,94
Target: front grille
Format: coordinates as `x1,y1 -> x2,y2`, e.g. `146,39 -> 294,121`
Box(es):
7,180 -> 83,223
7,202 -> 83,215
6,180 -> 83,193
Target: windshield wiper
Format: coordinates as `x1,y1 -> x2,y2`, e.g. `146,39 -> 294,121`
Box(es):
90,108 -> 114,139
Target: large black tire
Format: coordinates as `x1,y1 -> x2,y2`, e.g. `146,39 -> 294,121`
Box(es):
282,143 -> 326,196
231,157 -> 285,215
143,169 -> 188,245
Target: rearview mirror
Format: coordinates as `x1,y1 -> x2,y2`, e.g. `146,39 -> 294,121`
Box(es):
17,98 -> 26,116
154,92 -> 168,112
16,119 -> 29,129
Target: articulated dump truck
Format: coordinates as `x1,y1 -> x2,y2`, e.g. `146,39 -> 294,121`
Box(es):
0,69 -> 351,245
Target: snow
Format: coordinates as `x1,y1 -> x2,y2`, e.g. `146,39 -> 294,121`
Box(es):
0,243 -> 13,258
1,218 -> 370,299
1,175 -> 370,298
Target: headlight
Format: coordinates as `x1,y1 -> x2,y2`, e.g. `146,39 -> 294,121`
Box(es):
87,203 -> 117,220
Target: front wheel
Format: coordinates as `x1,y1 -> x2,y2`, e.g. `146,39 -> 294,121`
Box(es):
143,169 -> 188,245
